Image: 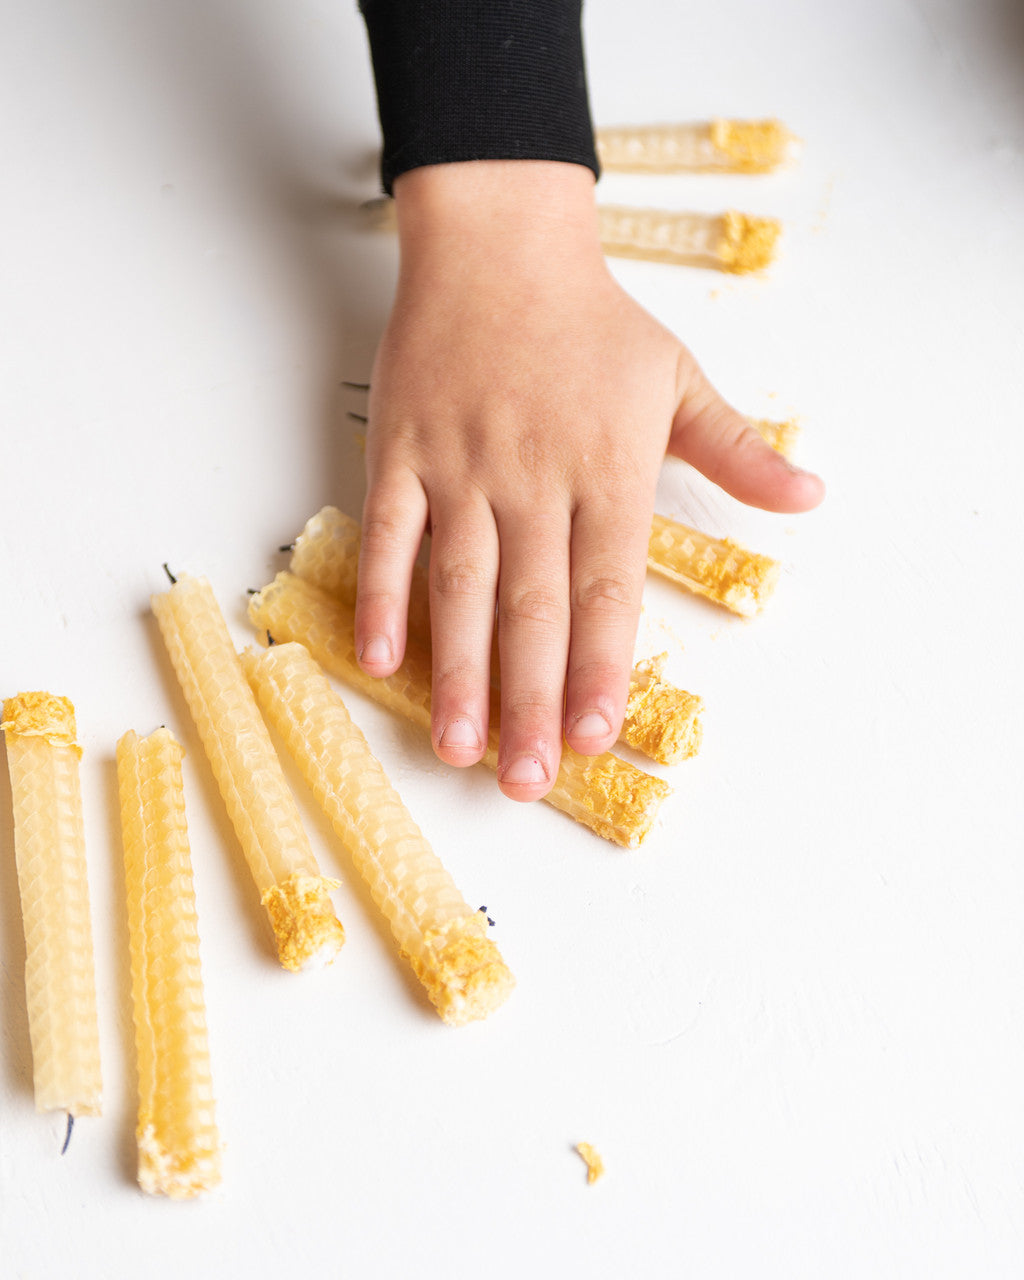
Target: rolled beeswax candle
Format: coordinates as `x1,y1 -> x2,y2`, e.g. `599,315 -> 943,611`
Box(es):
647,516 -> 780,617
596,118 -> 800,173
288,507 -> 703,766
152,573 -> 344,970
248,573 -> 670,849
2,693 -> 101,1117
597,207 -> 781,274
242,642 -> 514,1025
117,728 -> 222,1197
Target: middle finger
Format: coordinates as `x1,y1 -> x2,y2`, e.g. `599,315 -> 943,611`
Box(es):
494,507 -> 571,801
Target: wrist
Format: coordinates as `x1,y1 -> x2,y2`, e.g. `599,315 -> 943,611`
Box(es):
392,160 -> 604,278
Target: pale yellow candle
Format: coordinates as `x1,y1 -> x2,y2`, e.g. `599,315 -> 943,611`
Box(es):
116,728 -> 222,1197
288,507 -> 703,766
597,207 -> 781,274
2,692 -> 101,1118
648,516 -> 780,617
289,505 -> 361,600
152,573 -> 344,971
596,118 -> 800,173
248,573 -> 670,849
242,642 -> 514,1026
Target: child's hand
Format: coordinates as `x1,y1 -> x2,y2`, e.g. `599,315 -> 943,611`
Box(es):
355,160 -> 824,802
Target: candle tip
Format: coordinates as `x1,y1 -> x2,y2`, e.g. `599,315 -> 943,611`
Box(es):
278,544 -> 295,554
162,563 -> 178,585
61,1113 -> 75,1156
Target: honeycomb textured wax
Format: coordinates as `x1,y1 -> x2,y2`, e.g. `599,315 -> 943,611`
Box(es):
290,505 -> 361,602
248,573 -> 670,849
2,692 -> 101,1117
647,516 -> 780,617
152,574 -> 344,970
117,728 -> 221,1197
242,642 -> 514,1026
596,118 -> 799,173
597,206 -> 780,274
288,507 -> 703,766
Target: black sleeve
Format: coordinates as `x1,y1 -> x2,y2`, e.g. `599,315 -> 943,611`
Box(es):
358,0 -> 600,194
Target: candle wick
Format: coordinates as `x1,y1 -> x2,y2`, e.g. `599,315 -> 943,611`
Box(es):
162,563 -> 178,585
341,381 -> 370,391
347,412 -> 368,425
61,1113 -> 74,1155
267,632 -> 277,647
478,906 -> 495,927
278,544 -> 295,554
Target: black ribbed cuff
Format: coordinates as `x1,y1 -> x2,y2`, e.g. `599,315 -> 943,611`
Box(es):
359,0 -> 600,194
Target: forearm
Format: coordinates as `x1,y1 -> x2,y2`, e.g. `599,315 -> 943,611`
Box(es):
358,0 -> 600,193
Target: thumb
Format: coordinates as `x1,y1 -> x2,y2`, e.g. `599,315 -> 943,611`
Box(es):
667,361 -> 825,514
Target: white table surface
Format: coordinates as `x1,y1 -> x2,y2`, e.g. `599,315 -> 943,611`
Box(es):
2,1 -> 1022,1276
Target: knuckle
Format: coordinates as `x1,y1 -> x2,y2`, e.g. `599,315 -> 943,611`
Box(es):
499,585 -> 565,630
569,656 -> 626,690
514,426 -> 558,474
503,690 -> 558,726
718,415 -> 762,455
355,584 -> 399,612
432,559 -> 492,603
432,660 -> 484,697
360,512 -> 408,558
571,571 -> 636,615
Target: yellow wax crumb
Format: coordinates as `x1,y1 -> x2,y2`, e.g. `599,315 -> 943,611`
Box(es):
576,1142 -> 605,1184
718,212 -> 781,274
710,118 -> 794,171
749,416 -> 801,460
1,691 -> 80,750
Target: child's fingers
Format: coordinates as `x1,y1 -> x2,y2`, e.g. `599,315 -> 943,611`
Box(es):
493,507 -> 572,802
563,499 -> 648,756
355,469 -> 429,675
427,497 -> 499,767
668,364 -> 825,513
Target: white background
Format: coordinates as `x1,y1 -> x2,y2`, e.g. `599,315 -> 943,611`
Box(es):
2,1 -> 1022,1276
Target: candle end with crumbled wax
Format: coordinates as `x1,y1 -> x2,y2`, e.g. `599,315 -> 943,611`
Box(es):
261,873 -> 345,972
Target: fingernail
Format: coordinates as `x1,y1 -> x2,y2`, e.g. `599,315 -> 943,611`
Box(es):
359,635 -> 392,666
500,755 -> 548,787
572,711 -> 612,741
439,718 -> 482,751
